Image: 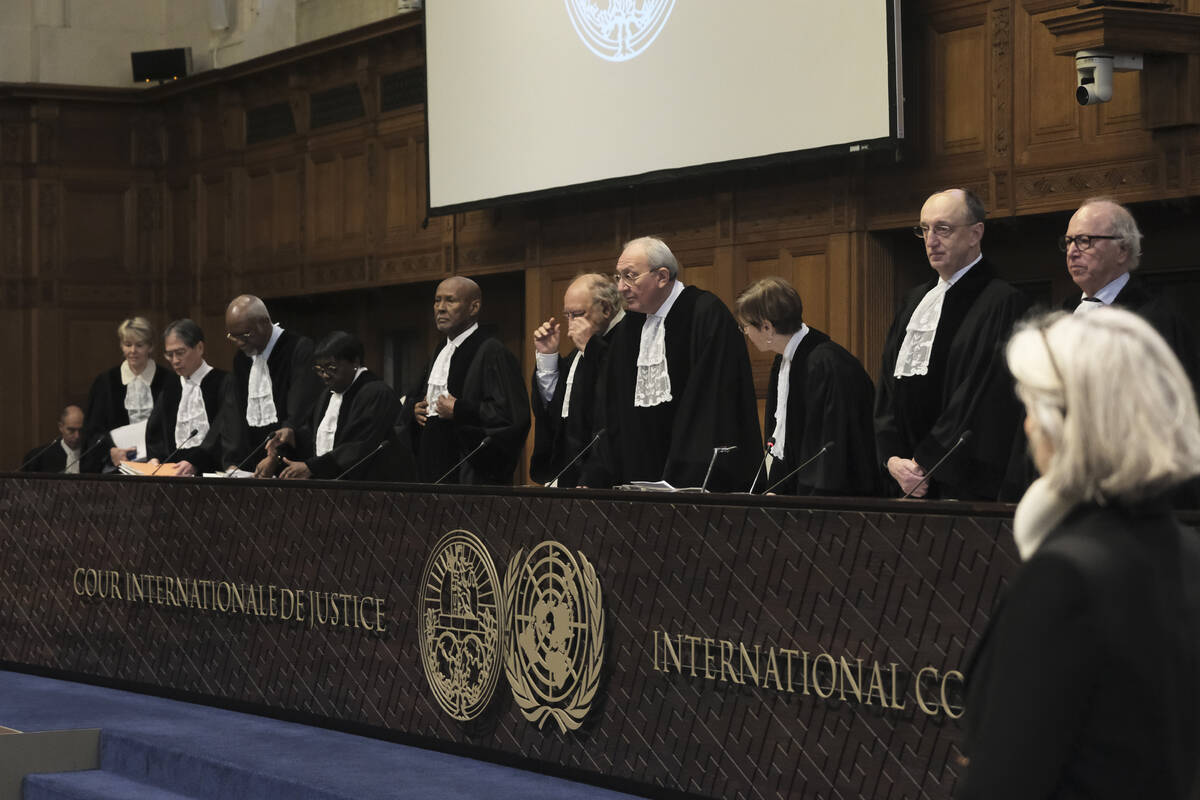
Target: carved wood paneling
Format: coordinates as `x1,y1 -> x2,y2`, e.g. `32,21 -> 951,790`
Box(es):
938,26 -> 988,156
1,182 -> 20,276
61,183 -> 127,276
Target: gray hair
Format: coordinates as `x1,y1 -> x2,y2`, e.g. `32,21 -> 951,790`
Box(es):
1006,308 -> 1200,503
624,235 -> 679,279
163,318 -> 205,347
578,272 -> 623,315
1080,197 -> 1143,269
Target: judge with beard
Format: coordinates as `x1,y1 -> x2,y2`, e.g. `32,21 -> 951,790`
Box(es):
735,277 -> 879,496
405,276 -> 530,485
83,316 -> 168,472
876,189 -> 1030,500
530,273 -> 624,486
145,319 -> 229,476
221,295 -> 322,477
266,331 -> 413,482
580,236 -> 760,491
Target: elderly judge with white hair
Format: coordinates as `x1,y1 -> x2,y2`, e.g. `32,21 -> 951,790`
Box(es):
956,308 -> 1200,800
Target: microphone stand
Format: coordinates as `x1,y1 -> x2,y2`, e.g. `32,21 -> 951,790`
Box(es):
227,431 -> 278,476
547,428 -> 605,488
902,431 -> 973,499
150,429 -> 200,476
762,441 -> 835,495
18,438 -> 61,472
335,440 -> 390,480
747,438 -> 775,495
434,437 -> 492,485
699,445 -> 738,493
63,436 -> 109,474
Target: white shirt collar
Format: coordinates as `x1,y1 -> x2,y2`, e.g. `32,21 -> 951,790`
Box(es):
183,361 -> 213,386
447,322 -> 479,349
605,309 -> 626,335
940,253 -> 983,287
1083,271 -> 1130,305
648,280 -> 685,319
121,359 -> 157,386
259,323 -> 284,361
333,367 -> 368,395
782,325 -> 810,362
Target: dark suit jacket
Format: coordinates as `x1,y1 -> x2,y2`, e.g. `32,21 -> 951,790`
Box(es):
82,362 -> 169,471
957,498 -> 1200,799
21,440 -> 69,473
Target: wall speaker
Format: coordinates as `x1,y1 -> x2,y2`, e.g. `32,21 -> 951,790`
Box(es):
130,48 -> 193,84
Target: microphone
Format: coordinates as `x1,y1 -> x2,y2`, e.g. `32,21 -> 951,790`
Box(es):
151,429 -> 199,476
547,428 -> 606,488
762,441 -> 835,495
228,431 -> 278,476
335,440 -> 390,480
434,436 -> 492,485
63,436 -> 110,474
902,431 -> 973,499
700,445 -> 738,493
747,437 -> 775,495
18,438 -> 61,472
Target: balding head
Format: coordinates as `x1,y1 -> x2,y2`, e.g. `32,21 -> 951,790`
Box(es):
58,404 -> 84,449
434,276 -> 482,338
225,294 -> 274,355
918,188 -> 986,280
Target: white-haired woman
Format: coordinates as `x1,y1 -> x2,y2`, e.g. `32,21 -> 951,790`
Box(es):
82,317 -> 168,471
957,307 -> 1200,799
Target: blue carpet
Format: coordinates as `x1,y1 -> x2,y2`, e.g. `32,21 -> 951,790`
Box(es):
0,671 -> 645,800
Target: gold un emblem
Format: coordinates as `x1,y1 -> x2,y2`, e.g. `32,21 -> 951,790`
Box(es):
503,540 -> 605,733
419,530 -> 504,722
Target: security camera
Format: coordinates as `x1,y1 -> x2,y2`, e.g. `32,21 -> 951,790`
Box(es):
1075,50 -> 1143,106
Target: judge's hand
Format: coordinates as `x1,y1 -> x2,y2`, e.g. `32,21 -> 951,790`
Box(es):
567,315 -> 598,351
174,460 -> 196,477
888,457 -> 927,498
254,454 -> 280,479
268,427 -> 295,454
414,399 -> 429,427
534,318 -> 560,354
435,393 -> 457,419
110,446 -> 135,466
279,458 -> 311,480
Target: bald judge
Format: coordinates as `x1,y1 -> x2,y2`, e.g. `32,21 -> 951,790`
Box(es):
876,189 -> 1030,500
406,276 -> 530,485
221,295 -> 322,477
580,236 -> 760,490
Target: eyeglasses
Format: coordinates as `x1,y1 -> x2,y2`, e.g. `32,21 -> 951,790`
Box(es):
1058,234 -> 1120,252
562,309 -> 588,321
313,363 -> 340,377
912,222 -> 970,240
164,347 -> 191,360
613,267 -> 663,286
226,331 -> 252,343
737,321 -> 759,334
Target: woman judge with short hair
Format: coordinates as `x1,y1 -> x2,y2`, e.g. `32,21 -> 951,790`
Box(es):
957,307 -> 1200,799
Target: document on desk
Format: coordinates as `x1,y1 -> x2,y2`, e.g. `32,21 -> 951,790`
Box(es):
202,469 -> 255,478
110,420 -> 147,459
616,481 -> 706,492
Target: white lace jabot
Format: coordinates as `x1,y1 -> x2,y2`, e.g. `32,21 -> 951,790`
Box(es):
634,282 -> 684,408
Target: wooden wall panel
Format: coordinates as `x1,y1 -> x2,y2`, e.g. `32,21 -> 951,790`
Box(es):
938,26 -> 988,156
61,183 -> 127,274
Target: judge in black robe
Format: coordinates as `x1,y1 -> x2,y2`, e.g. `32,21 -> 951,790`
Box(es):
876,190 -> 1030,500
20,404 -> 92,474
221,295 -> 322,475
82,317 -> 168,472
735,278 -> 879,496
530,273 -> 625,486
144,319 -> 230,475
273,331 -> 413,482
1060,199 -> 1200,399
580,237 -> 760,491
405,277 -> 531,485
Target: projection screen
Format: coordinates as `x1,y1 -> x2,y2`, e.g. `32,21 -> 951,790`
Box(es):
425,1 -> 903,214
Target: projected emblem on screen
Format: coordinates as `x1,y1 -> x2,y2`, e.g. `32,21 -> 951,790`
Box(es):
419,530 -> 504,722
504,541 -> 605,733
564,0 -> 676,62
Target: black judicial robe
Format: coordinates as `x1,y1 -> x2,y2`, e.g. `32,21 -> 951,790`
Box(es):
1062,274 -> 1200,399
144,367 -> 230,472
292,370 -> 413,481
82,363 -> 169,472
763,328 -> 880,496
580,286 -> 760,491
222,330 -> 322,470
957,499 -> 1200,799
406,329 -> 531,485
875,259 -> 1030,500
20,440 -> 87,473
529,328 -> 616,486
